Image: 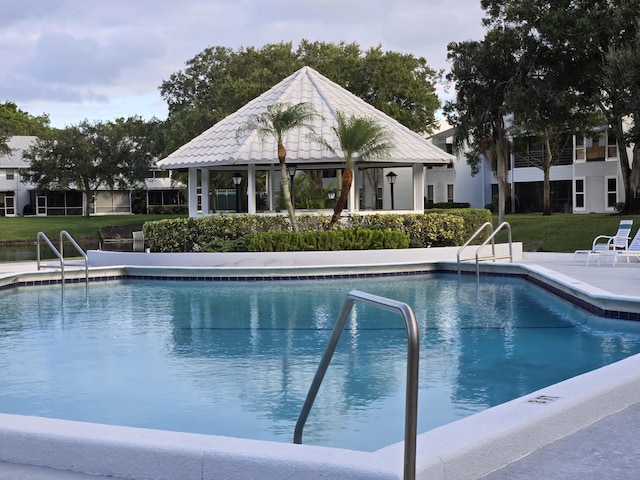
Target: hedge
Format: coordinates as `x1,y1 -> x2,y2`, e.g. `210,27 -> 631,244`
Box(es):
143,209 -> 492,252
239,229 -> 409,252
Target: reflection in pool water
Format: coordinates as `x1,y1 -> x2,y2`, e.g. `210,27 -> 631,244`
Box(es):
1,274 -> 639,451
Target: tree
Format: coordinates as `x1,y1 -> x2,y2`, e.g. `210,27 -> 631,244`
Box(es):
236,102 -> 318,232
445,28 -> 519,224
318,111 -> 394,228
481,0 -> 640,213
22,117 -> 157,217
160,41 -> 440,148
0,101 -> 51,155
597,4 -> 640,212
494,5 -> 601,215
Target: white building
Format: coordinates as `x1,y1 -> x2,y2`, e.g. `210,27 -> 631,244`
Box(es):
427,124 -> 629,214
0,136 -> 186,216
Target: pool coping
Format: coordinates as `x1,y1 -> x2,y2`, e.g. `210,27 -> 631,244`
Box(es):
1,337 -> 639,480
1,249 -> 640,479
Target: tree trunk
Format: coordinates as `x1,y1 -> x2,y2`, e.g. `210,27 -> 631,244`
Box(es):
542,130 -> 553,216
277,142 -> 298,232
83,184 -> 92,217
494,121 -> 508,225
329,168 -> 353,228
279,161 -> 297,232
627,144 -> 640,212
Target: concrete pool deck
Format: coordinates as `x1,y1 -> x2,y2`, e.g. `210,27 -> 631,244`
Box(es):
0,251 -> 640,479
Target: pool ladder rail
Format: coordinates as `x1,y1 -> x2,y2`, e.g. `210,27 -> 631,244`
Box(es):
294,290 -> 420,480
36,230 -> 89,285
457,221 -> 513,279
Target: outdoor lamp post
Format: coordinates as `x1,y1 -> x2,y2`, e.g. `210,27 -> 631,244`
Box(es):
327,190 -> 336,208
232,172 -> 243,213
287,165 -> 297,208
386,171 -> 397,210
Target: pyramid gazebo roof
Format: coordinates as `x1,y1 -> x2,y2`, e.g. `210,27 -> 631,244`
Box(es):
158,66 -> 453,169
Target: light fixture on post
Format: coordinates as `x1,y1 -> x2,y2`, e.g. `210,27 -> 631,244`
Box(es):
287,165 -> 297,208
386,171 -> 397,210
327,190 -> 336,208
232,172 -> 243,213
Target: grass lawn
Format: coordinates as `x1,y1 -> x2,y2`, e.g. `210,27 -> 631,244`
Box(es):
0,214 -> 186,243
494,213 -> 640,252
0,212 -> 638,252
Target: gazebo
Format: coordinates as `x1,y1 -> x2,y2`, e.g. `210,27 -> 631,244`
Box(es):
157,66 -> 454,217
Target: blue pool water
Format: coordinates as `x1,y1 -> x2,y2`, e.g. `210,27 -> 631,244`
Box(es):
1,274 -> 640,451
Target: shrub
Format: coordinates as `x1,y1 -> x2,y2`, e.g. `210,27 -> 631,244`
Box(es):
347,212 -> 466,247
143,209 -> 491,252
245,229 -> 409,252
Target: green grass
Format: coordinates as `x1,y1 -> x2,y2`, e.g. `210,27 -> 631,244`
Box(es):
0,212 -> 638,252
493,213 -> 640,252
0,214 -> 186,243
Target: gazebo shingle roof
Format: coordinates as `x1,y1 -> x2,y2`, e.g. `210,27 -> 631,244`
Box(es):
158,66 -> 453,169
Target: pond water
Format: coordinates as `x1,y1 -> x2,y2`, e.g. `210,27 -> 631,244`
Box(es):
0,240 -> 132,262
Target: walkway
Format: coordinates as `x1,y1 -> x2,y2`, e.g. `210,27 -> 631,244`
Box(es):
0,253 -> 639,479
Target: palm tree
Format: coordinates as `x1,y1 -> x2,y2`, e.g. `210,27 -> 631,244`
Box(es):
236,102 -> 318,232
322,112 -> 394,228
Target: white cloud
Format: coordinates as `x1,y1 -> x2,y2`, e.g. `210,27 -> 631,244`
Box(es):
0,0 -> 485,127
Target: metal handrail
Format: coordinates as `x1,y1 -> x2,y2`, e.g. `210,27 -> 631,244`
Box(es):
457,222 -> 513,279
36,232 -> 65,284
474,222 -> 513,277
457,221 -> 494,275
60,230 -> 89,284
294,290 -> 420,480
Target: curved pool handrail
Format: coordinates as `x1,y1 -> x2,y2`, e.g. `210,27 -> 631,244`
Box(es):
60,230 -> 89,285
457,221 -> 494,276
36,231 -> 65,285
294,289 -> 420,480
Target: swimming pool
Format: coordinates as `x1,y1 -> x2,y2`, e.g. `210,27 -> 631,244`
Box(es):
1,272 -> 640,452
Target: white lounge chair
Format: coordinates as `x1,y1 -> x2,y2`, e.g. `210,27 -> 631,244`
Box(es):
598,228 -> 640,266
573,219 -> 633,264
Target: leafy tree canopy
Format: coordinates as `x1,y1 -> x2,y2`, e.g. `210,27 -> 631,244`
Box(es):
479,0 -> 640,213
0,101 -> 51,155
22,117 -> 160,217
159,40 -> 440,153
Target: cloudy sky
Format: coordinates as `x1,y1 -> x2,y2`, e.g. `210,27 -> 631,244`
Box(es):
1,0 -> 486,128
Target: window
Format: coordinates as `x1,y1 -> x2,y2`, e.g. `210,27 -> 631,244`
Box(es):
575,136 -> 585,162
607,134 -> 618,159
574,178 -> 585,210
426,185 -> 434,205
376,187 -> 383,209
5,169 -> 14,180
447,184 -> 454,203
606,176 -> 618,210
148,169 -> 169,179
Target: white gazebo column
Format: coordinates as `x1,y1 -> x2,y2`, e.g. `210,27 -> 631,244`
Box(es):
413,163 -> 425,213
347,165 -> 359,213
270,167 -> 278,211
247,164 -> 256,214
188,167 -> 199,217
201,168 -> 210,215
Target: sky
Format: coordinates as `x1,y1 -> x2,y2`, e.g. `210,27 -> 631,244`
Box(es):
1,0 -> 486,129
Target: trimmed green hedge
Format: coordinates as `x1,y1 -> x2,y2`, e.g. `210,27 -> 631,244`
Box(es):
240,229 -> 409,252
426,208 -> 492,242
143,209 -> 492,252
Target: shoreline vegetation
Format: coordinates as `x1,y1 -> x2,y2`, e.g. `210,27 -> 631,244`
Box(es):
0,212 -> 638,253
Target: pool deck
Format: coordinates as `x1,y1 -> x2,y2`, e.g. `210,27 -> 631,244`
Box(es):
0,252 -> 639,479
